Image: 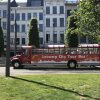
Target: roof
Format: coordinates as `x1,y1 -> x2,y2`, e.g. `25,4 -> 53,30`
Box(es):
10,0 -> 18,7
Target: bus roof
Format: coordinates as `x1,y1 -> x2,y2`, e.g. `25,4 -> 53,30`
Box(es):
48,44 -> 65,48
22,46 -> 32,49
79,44 -> 100,47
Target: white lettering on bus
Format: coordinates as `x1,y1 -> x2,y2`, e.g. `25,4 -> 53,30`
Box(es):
78,55 -> 85,58
59,55 -> 66,59
67,55 -> 76,59
42,55 -> 57,59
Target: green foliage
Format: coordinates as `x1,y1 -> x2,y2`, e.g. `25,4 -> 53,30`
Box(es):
28,18 -> 40,48
0,18 -> 4,56
66,15 -> 79,47
75,0 -> 100,40
68,15 -> 77,29
67,32 -> 79,47
0,74 -> 100,100
96,35 -> 100,43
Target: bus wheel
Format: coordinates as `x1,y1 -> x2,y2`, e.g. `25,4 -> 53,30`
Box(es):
90,65 -> 96,68
12,61 -> 21,69
67,60 -> 77,69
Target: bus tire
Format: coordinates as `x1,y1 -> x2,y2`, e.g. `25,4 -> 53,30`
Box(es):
12,61 -> 22,69
67,60 -> 77,69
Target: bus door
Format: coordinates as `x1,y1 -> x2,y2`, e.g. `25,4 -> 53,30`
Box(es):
21,48 -> 31,64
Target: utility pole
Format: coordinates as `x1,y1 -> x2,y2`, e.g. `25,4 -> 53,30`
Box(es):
14,10 -> 17,55
6,0 -> 10,77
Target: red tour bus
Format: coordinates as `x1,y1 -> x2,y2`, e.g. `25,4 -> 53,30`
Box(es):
10,44 -> 100,69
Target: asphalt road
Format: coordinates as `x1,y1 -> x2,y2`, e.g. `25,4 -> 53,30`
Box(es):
0,57 -> 100,76
0,66 -> 100,76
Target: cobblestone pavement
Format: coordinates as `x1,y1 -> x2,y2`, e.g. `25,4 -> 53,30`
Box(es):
0,66 -> 100,76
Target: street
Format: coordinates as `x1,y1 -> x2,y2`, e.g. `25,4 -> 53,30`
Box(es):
0,66 -> 100,76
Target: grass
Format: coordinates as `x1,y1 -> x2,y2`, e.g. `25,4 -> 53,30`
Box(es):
0,74 -> 100,100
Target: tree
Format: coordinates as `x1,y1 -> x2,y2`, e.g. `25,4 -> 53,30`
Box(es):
65,15 -> 79,47
0,18 -> 4,56
28,18 -> 40,48
75,0 -> 100,43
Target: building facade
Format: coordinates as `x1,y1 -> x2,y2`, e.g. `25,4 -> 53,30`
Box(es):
0,0 -> 78,48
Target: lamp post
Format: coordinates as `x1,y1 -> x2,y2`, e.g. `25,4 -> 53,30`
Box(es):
53,22 -> 55,44
6,0 -> 10,77
14,10 -> 17,55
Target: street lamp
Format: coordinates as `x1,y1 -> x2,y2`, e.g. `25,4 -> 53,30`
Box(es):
6,0 -> 10,77
53,22 -> 55,44
14,10 -> 17,55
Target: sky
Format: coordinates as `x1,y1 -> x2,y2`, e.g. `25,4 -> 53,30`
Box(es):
1,0 -> 77,3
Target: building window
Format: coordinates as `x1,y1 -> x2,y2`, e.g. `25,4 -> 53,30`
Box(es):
0,10 -> 1,17
60,18 -> 64,27
60,34 -> 64,43
53,18 -> 57,27
22,38 -> 25,45
10,13 -> 14,21
60,6 -> 64,14
39,37 -> 43,44
17,25 -> 20,32
3,10 -> 7,18
80,35 -> 86,43
46,18 -> 50,27
16,13 -> 20,21
16,38 -> 20,45
67,9 -> 71,17
31,0 -> 41,6
10,25 -> 14,32
46,6 -> 50,14
46,34 -> 50,43
53,34 -> 57,43
22,13 -> 25,21
39,13 -> 43,20
33,13 -> 37,18
10,38 -> 14,45
27,13 -> 31,20
53,6 -> 57,14
22,24 -> 25,32
39,24 -> 43,32
3,22 -> 7,30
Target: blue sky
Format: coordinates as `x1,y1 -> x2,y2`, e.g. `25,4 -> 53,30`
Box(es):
2,0 -> 77,3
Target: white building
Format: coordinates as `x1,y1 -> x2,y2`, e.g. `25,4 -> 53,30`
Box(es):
65,1 -> 78,22
43,0 -> 65,45
10,6 -> 44,48
0,2 -> 8,47
0,0 -> 78,48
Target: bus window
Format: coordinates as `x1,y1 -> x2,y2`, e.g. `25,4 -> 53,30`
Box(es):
71,48 -> 77,54
22,49 -> 29,56
60,48 -> 66,54
43,49 -> 49,54
97,48 -> 100,54
77,48 -> 82,54
94,48 -> 100,54
48,48 -> 55,54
